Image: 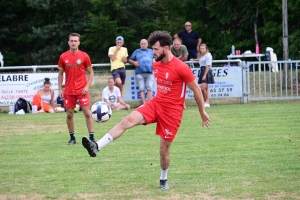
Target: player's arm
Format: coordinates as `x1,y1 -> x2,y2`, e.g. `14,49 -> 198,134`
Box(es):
58,69 -> 64,98
82,67 -> 94,95
174,33 -> 179,39
186,79 -> 211,127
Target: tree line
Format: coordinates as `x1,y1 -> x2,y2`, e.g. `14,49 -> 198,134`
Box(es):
0,0 -> 299,66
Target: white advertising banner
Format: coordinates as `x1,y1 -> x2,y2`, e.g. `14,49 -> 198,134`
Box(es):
187,67 -> 242,99
0,73 -> 59,106
122,67 -> 242,101
0,67 -> 242,106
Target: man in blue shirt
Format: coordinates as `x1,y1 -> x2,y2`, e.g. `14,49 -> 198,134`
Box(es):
174,21 -> 202,60
128,39 -> 155,104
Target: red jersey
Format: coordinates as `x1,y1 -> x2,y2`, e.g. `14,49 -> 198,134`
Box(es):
153,56 -> 195,109
58,50 -> 92,95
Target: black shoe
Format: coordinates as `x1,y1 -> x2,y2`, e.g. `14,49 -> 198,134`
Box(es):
82,136 -> 99,157
68,139 -> 76,145
160,179 -> 169,190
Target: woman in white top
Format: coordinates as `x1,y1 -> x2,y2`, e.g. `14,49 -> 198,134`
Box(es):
32,77 -> 55,113
102,77 -> 130,110
197,44 -> 214,108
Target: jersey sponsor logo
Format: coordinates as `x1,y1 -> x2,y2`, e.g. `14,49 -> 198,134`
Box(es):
76,59 -> 81,64
165,72 -> 169,79
157,85 -> 170,93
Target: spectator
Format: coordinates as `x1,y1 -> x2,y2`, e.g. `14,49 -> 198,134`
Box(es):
108,36 -> 128,94
128,39 -> 155,104
170,39 -> 189,62
174,21 -> 202,60
197,44 -> 215,108
58,32 -> 95,145
32,77 -> 55,113
102,77 -> 130,110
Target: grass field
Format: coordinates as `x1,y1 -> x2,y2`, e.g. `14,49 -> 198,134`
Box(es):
0,101 -> 299,200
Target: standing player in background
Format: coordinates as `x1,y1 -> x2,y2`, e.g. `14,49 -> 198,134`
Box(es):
108,36 -> 128,94
58,33 -> 95,145
82,31 -> 211,190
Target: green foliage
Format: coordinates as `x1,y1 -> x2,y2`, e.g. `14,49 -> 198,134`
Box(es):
0,0 -> 300,65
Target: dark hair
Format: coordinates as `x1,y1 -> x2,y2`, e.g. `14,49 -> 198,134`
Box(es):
68,33 -> 80,40
148,31 -> 172,47
44,77 -> 51,85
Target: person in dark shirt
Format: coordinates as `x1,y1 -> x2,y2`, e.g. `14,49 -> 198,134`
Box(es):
174,21 -> 202,60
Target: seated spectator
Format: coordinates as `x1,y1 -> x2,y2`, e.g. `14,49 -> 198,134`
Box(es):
170,39 -> 189,62
32,77 -> 55,113
102,77 -> 130,110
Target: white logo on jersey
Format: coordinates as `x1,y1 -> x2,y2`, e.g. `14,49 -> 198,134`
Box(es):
65,60 -> 69,63
166,72 -> 169,79
82,98 -> 88,102
65,100 -> 68,104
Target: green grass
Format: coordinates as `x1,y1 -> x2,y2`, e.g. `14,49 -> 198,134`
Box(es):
0,101 -> 299,199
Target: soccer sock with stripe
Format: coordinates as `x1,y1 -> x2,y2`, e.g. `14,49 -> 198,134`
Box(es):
96,133 -> 113,150
69,132 -> 75,140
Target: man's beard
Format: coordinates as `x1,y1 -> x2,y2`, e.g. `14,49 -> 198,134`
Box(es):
155,50 -> 166,62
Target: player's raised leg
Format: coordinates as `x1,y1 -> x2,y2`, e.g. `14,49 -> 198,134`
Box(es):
82,110 -> 146,157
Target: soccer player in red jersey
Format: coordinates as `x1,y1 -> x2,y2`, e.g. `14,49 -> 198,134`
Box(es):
58,33 -> 95,145
82,31 -> 211,189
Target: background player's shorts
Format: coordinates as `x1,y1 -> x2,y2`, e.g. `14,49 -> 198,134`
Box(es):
135,100 -> 183,142
64,93 -> 90,108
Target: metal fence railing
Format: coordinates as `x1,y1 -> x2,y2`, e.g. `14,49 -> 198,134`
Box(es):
244,60 -> 300,102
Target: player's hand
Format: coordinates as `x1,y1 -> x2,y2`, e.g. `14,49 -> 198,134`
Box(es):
81,86 -> 89,95
201,111 -> 211,127
116,46 -> 121,50
59,89 -> 64,98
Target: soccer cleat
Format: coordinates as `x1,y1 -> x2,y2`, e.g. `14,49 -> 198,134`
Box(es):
82,136 -> 99,157
68,139 -> 76,145
160,179 -> 170,190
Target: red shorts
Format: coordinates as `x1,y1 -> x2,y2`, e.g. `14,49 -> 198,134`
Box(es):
64,93 -> 90,108
135,100 -> 183,142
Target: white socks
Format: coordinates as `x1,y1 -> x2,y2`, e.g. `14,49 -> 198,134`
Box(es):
160,168 -> 168,180
96,133 -> 113,150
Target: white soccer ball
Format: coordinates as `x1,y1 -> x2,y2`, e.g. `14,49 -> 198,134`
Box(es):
90,101 -> 112,123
